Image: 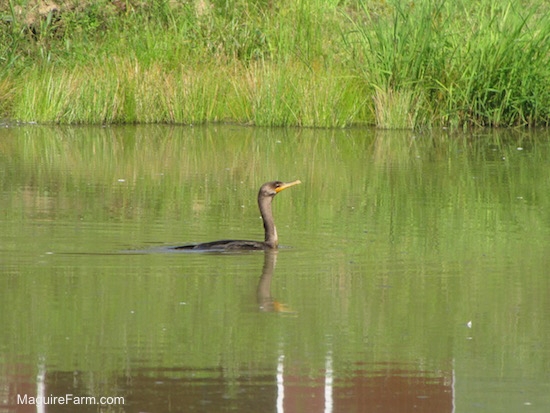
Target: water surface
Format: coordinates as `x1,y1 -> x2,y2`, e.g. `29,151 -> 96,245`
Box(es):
1,125 -> 549,412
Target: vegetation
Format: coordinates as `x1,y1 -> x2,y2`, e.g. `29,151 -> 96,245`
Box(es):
1,0 -> 550,128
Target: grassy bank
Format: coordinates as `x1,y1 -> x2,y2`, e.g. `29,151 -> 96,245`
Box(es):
1,0 -> 550,128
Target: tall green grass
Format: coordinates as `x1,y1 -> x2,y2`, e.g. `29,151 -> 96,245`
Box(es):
346,0 -> 550,128
2,0 -> 550,128
12,59 -> 366,126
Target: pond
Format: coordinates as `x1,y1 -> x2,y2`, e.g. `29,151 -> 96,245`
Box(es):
1,124 -> 549,413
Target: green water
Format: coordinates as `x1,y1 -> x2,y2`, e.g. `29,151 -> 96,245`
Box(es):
1,124 -> 549,413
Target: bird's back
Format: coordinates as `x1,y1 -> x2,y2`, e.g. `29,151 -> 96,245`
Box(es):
173,239 -> 267,251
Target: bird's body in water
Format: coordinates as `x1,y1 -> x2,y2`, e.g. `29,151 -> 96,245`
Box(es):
174,180 -> 301,251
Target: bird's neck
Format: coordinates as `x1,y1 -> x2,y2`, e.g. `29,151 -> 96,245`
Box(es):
259,197 -> 278,248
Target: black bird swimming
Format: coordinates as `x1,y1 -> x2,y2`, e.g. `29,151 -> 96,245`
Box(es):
175,180 -> 301,251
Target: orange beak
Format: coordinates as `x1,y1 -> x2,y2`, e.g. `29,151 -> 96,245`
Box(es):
275,180 -> 302,193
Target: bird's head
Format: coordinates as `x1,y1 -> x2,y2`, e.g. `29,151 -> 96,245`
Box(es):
260,180 -> 302,198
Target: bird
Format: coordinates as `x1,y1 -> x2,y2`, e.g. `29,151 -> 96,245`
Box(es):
174,180 -> 301,251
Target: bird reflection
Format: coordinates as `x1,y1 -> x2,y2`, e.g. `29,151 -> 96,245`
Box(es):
257,250 -> 292,313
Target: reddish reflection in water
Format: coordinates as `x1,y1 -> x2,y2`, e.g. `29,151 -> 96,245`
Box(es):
1,358 -> 453,413
282,359 -> 453,413
0,363 -> 37,413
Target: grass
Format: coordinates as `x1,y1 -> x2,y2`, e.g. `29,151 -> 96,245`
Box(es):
346,0 -> 550,128
1,0 -> 550,128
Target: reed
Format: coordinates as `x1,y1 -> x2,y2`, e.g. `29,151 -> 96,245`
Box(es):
2,0 -> 550,128
12,58 -> 367,127
347,0 -> 550,128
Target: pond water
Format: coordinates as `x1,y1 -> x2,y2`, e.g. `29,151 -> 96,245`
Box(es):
1,124 -> 549,413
